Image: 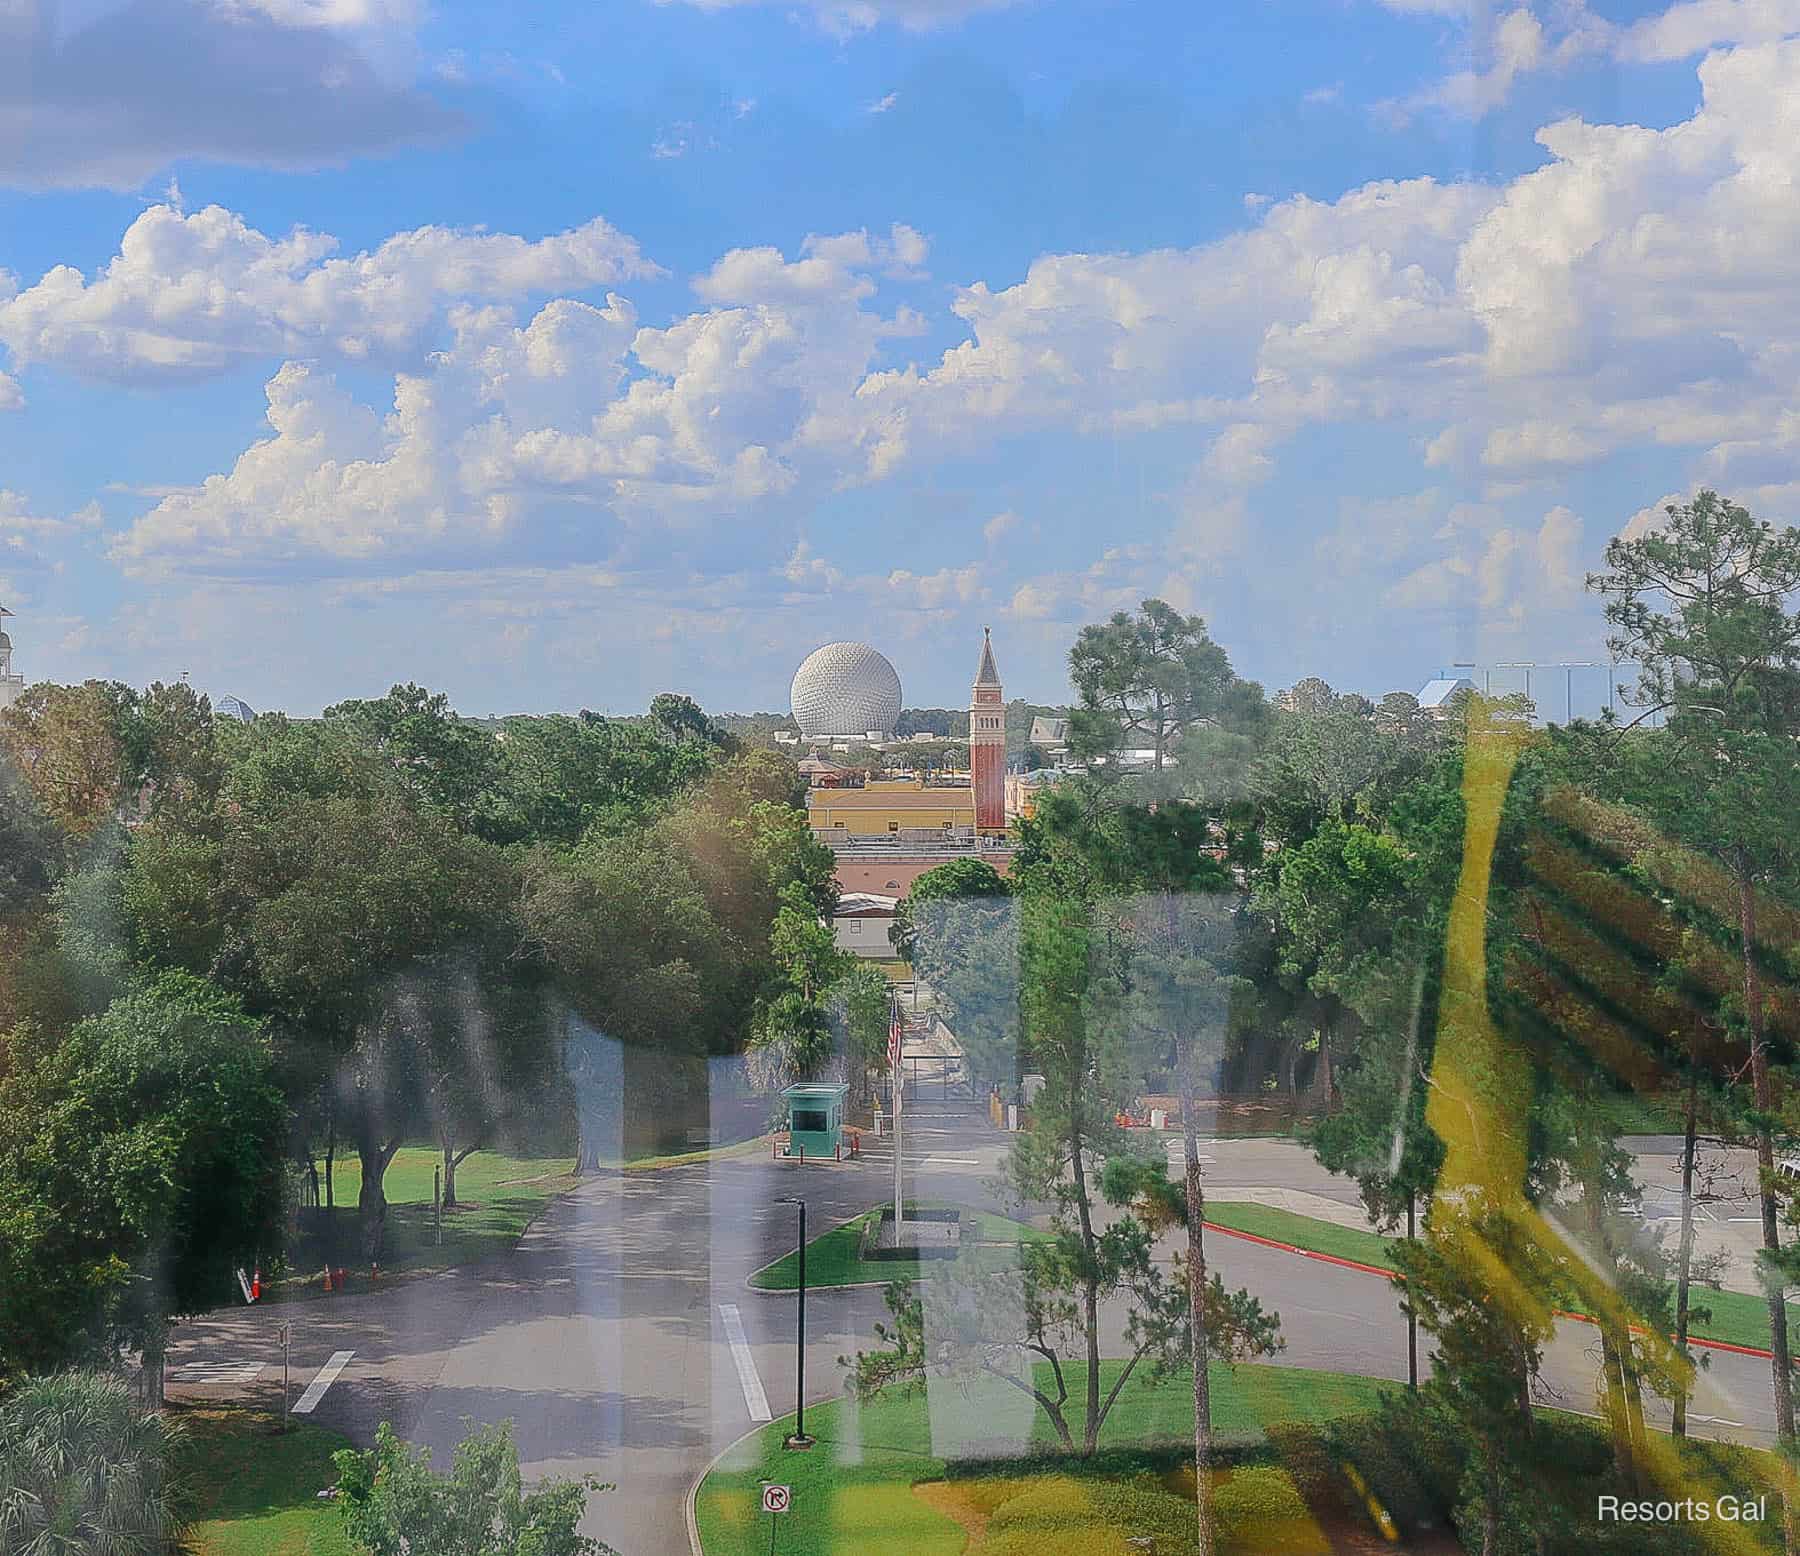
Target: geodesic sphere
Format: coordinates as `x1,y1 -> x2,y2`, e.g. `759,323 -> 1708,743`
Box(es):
790,641 -> 903,739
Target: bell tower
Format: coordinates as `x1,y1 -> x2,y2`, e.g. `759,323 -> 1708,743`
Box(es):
0,604 -> 22,713
969,626 -> 1005,835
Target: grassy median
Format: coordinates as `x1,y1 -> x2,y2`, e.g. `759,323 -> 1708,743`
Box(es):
747,1202 -> 1048,1290
1205,1199 -> 1784,1355
694,1362 -> 1388,1556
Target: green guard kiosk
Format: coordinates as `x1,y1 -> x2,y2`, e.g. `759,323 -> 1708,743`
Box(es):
782,1083 -> 849,1160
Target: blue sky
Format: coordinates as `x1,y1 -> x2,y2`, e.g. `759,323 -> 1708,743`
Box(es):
2,0 -> 1796,716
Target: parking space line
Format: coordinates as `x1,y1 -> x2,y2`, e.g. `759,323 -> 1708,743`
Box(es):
292,1351 -> 354,1415
718,1304 -> 772,1422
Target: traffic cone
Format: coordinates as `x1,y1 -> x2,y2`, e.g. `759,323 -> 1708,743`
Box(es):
251,1266 -> 262,1301
322,1266 -> 333,1293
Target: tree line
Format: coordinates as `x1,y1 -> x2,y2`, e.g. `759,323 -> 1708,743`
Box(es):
861,492 -> 1800,1555
0,684 -> 854,1395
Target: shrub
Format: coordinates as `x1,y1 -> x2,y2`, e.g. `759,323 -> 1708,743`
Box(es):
977,1473 -> 1198,1556
1214,1466 -> 1325,1556
0,1370 -> 188,1556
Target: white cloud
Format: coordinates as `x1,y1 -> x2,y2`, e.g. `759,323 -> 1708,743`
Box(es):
112,230 -> 920,574
0,204 -> 658,384
83,38 -> 1800,643
0,371 -> 21,411
1381,0 -> 1799,122
0,490 -> 103,573
868,92 -> 901,114
982,510 -> 1020,546
1619,0 -> 1800,62
662,0 -> 1021,35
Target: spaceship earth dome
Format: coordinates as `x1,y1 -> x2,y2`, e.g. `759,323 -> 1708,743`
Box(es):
790,642 -> 903,739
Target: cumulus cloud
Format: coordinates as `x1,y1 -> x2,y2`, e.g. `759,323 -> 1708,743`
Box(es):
80,36 -> 1800,643
1618,0 -> 1800,61
1380,0 -> 1799,120
0,371 -> 21,411
0,0 -> 459,189
0,204 -> 658,384
112,230 -> 919,574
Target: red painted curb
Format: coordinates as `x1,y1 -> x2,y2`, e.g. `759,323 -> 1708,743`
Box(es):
1202,1220 -> 1788,1364
1202,1219 -> 1398,1282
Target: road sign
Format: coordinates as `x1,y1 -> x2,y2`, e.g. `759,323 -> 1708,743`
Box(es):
761,1485 -> 791,1514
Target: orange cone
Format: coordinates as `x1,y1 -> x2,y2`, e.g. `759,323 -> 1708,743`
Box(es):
322,1266 -> 333,1292
251,1266 -> 262,1301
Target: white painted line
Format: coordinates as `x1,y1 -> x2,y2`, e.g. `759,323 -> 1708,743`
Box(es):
1729,1217 -> 1763,1223
1689,1414 -> 1746,1428
292,1351 -> 354,1415
922,1156 -> 980,1166
172,1362 -> 264,1384
718,1305 -> 772,1422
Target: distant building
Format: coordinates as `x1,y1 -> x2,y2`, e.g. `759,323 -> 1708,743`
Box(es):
807,776 -> 976,839
1028,714 -> 1070,759
1006,768 -> 1058,822
1416,676 -> 1477,713
214,694 -> 257,723
833,893 -> 898,958
790,641 -> 903,740
970,627 -> 1006,835
0,604 -> 24,713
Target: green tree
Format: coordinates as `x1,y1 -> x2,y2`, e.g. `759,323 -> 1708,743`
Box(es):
1392,1197 -> 1566,1556
0,981 -> 286,1395
1588,489 -> 1800,1517
888,855 -> 1009,962
334,1420 -> 612,1556
830,960 -> 893,1114
1067,599 -> 1244,773
0,1371 -> 188,1553
323,684 -> 503,834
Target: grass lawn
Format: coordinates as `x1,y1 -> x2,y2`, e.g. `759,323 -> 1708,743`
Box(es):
278,1147 -> 579,1296
1207,1199 -> 1787,1356
747,1203 -> 1047,1290
177,1405 -> 352,1556
1203,1201 -> 1399,1272
694,1361 -> 1390,1556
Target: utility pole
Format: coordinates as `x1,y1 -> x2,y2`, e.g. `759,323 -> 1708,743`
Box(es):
775,1196 -> 813,1448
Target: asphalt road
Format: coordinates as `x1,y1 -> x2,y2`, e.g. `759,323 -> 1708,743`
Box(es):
167,1112 -> 1792,1556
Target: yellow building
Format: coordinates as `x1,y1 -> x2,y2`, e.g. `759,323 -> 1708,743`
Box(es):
806,778 -> 976,838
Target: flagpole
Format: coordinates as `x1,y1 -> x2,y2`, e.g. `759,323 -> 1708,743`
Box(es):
891,992 -> 904,1232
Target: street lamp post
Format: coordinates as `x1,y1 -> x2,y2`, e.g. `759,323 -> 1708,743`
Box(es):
775,1195 -> 813,1449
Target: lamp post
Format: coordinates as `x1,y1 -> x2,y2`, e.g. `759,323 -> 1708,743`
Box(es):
774,1195 -> 813,1449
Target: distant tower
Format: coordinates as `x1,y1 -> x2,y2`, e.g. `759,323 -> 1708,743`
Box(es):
0,603 -> 22,714
970,626 -> 1005,834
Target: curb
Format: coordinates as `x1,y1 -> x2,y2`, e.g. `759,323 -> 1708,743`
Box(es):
1202,1220 -> 1399,1281
685,1418 -> 771,1556
1203,1220 -> 1792,1365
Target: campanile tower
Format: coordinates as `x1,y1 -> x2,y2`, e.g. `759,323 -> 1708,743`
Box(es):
970,626 -> 1005,834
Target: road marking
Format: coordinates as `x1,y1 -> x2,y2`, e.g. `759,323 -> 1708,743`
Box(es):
171,1361 -> 264,1385
922,1156 -> 980,1166
718,1305 -> 772,1422
292,1351 -> 354,1415
1689,1413 -> 1746,1427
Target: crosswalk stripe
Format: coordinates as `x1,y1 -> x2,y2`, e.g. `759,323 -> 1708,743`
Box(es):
171,1362 -> 264,1384
292,1351 -> 354,1415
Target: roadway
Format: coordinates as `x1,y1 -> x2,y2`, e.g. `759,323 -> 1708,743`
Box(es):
166,1109 -> 1791,1556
